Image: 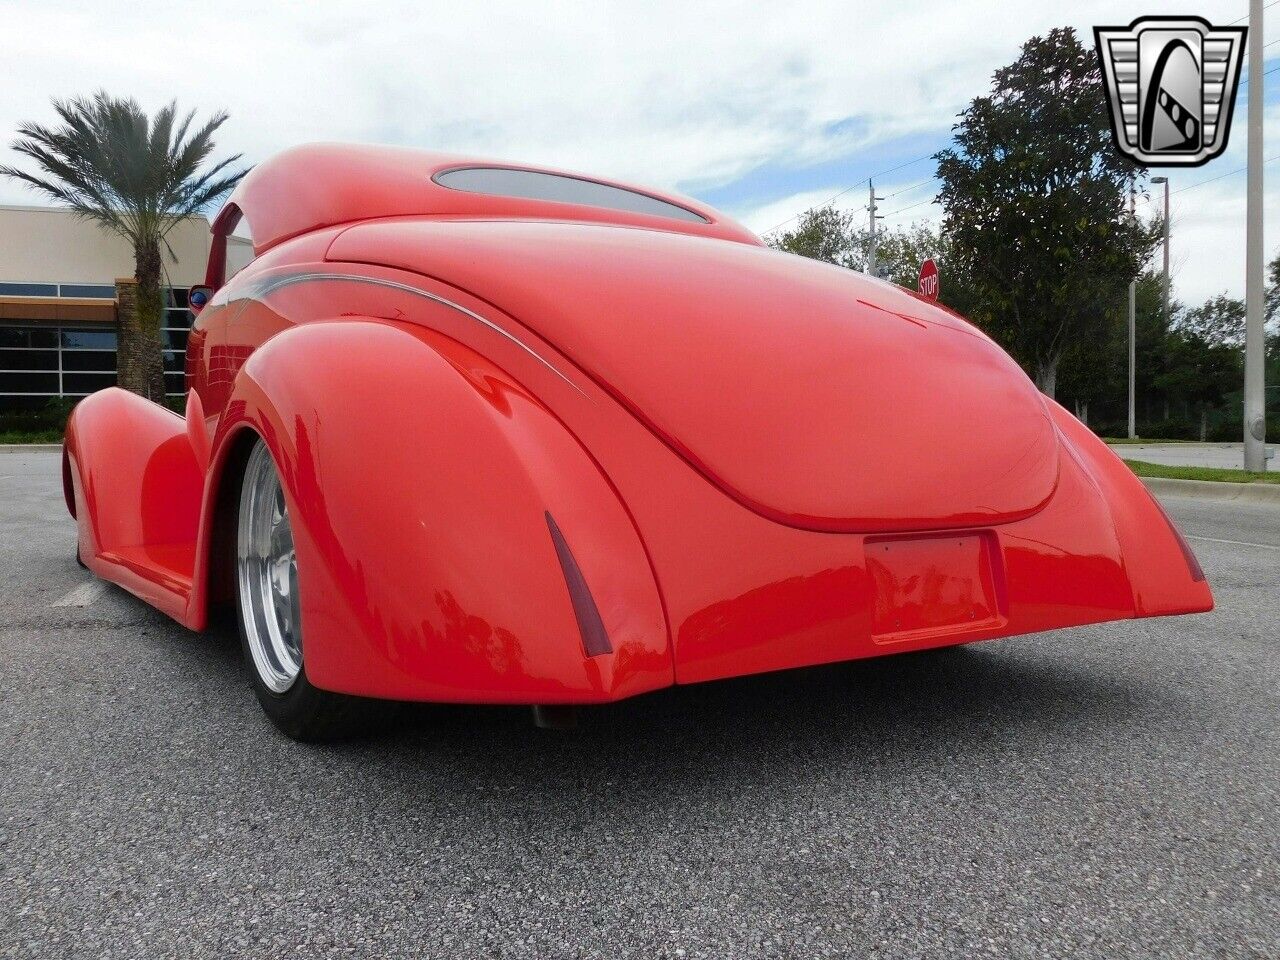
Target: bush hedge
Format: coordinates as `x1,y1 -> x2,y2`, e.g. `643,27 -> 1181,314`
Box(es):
0,395 -> 186,441
1090,417 -> 1245,443
0,397 -> 79,435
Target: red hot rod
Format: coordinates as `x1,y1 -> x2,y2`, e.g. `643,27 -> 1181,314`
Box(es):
62,143 -> 1211,738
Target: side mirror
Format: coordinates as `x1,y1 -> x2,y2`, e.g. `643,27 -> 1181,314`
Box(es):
188,285 -> 213,316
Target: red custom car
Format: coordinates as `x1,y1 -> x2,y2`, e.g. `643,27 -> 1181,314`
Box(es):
62,144 -> 1211,739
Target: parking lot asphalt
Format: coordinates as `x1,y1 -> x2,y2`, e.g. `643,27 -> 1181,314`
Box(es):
1,445 -> 1277,959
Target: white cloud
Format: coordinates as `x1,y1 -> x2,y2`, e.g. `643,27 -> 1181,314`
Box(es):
0,0 -> 1245,184
1154,100 -> 1280,307
742,189 -> 866,237
742,176 -> 941,239
740,99 -> 1278,309
0,0 -> 1270,308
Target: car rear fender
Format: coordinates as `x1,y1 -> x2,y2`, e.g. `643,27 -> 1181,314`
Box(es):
208,318 -> 672,703
1047,401 -> 1212,616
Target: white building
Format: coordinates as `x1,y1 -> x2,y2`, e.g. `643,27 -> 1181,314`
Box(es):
0,205 -> 251,409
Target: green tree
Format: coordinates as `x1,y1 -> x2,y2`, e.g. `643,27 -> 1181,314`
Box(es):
871,222 -> 980,320
1154,330 -> 1241,438
1,92 -> 246,400
935,27 -> 1158,398
767,207 -> 979,317
1266,251 -> 1280,422
1266,250 -> 1279,326
1181,293 -> 1245,346
767,204 -> 864,270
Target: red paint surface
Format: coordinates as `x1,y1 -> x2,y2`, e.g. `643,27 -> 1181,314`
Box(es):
866,533 -> 1000,640
61,143 -> 1213,705
222,143 -> 759,257
329,219 -> 1060,533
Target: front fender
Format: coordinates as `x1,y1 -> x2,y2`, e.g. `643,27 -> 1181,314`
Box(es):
212,319 -> 672,703
63,388 -> 205,622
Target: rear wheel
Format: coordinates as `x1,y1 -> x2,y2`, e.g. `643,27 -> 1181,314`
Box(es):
236,438 -> 365,741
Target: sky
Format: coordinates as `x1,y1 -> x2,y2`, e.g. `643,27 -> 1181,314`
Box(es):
0,0 -> 1276,309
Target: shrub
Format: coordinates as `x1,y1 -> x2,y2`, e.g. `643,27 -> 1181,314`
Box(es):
0,397 -> 79,434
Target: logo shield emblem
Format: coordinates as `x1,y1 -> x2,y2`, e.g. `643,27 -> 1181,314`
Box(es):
1094,17 -> 1247,167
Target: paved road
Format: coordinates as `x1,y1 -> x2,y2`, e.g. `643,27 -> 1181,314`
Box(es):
1,447 -> 1277,959
1107,442 -> 1277,471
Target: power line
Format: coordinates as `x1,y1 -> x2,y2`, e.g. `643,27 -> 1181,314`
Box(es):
877,67 -> 1278,215
1227,0 -> 1277,24
762,152 -> 936,235
1170,153 -> 1280,195
879,195 -> 938,219
1239,62 -> 1280,86
858,154 -> 936,186
882,176 -> 936,200
764,5 -> 1273,237
878,154 -> 1280,222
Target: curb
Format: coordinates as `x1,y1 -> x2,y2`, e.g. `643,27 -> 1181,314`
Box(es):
1141,476 -> 1280,505
0,443 -> 62,451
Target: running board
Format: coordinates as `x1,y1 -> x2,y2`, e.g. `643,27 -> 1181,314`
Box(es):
93,545 -> 196,622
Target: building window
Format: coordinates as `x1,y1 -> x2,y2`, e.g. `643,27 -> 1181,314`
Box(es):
0,282 -> 58,297
58,284 -> 117,299
0,282 -> 122,298
0,349 -> 58,371
0,321 -> 60,399
63,373 -> 118,394
61,329 -> 118,350
0,284 -> 194,403
0,328 -> 58,349
61,350 -> 116,372
0,371 -> 60,394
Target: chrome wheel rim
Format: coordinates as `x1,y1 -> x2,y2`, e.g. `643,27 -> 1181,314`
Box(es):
237,442 -> 302,693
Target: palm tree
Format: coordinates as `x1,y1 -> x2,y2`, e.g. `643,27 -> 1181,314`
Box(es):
1,92 -> 247,401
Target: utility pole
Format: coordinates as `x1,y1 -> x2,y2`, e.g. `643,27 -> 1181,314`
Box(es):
1244,0 -> 1267,471
1151,176 -> 1170,330
1128,185 -> 1137,440
866,182 -> 884,276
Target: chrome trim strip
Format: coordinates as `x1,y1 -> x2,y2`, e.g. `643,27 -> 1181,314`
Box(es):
238,271 -> 585,395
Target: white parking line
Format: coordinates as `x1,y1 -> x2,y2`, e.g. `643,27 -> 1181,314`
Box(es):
52,580 -> 107,607
1187,535 -> 1280,552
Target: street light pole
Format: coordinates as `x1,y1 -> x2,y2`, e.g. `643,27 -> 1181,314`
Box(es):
1244,0 -> 1267,471
1128,185 -> 1137,439
1128,279 -> 1137,437
1151,176 -> 1170,331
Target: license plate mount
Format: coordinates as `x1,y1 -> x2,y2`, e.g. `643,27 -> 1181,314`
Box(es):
866,532 -> 1003,642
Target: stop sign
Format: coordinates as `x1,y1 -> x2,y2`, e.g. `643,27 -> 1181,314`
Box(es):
918,258 -> 939,302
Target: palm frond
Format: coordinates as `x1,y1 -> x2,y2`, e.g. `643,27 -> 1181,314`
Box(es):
0,90 -> 249,250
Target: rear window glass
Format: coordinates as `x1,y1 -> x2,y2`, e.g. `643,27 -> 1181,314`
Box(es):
434,167 -> 708,224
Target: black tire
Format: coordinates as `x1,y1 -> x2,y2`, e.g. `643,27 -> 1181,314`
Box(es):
233,437 -> 378,742
236,636 -> 370,742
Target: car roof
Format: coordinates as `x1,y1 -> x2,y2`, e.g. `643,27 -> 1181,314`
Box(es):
215,142 -> 761,255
